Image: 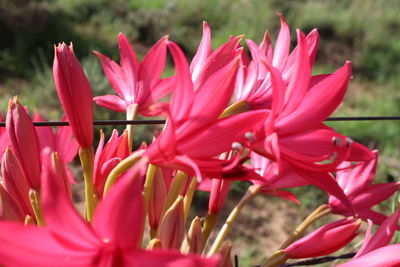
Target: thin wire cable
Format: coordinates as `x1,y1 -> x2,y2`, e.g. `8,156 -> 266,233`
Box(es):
1,116 -> 400,127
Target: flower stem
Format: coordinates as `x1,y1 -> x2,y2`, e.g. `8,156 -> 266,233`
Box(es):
103,150 -> 144,196
201,212 -> 217,250
207,184 -> 261,256
29,189 -> 44,226
183,177 -> 197,223
143,164 -> 157,209
261,250 -> 288,267
126,103 -> 138,152
278,204 -> 332,250
79,146 -> 95,222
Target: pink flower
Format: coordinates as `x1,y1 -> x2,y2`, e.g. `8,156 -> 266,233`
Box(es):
6,97 -> 42,190
0,161 -> 220,266
144,41 -> 268,180
93,129 -> 129,198
235,14 -> 320,110
329,151 -> 400,225
94,33 -> 173,116
53,43 -> 94,148
284,217 -> 361,258
245,29 -> 373,207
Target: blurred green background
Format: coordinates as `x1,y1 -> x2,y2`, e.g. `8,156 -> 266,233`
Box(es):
1,0 -> 400,264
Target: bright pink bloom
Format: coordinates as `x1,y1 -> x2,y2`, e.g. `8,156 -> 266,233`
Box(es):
94,33 -> 173,116
329,151 -> 400,225
235,14 -> 319,109
1,147 -> 34,219
93,129 -> 129,198
6,97 -> 42,190
284,217 -> 361,258
244,29 -> 373,207
0,161 -> 220,266
53,43 -> 94,148
144,41 -> 268,181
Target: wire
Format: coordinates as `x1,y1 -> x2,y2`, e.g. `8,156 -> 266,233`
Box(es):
1,116 -> 400,127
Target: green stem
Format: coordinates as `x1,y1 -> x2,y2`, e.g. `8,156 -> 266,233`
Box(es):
183,177 -> 197,224
29,189 -> 44,226
261,250 -> 288,267
79,146 -> 95,222
126,103 -> 138,152
207,184 -> 261,256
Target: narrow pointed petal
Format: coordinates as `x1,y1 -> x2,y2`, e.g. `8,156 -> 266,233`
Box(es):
272,14 -> 290,71
167,42 -> 194,125
138,36 -> 168,102
94,95 -> 127,113
191,21 -> 212,81
93,161 -> 146,250
118,33 -> 140,92
277,62 -> 351,134
55,116 -> 80,163
259,31 -> 273,62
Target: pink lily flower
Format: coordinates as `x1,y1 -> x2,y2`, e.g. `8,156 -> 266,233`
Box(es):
6,97 -> 42,190
1,147 -> 35,220
284,217 -> 361,258
334,209 -> 400,267
144,41 -> 268,181
245,29 -> 373,207
53,43 -> 93,148
0,160 -> 220,266
93,129 -> 129,198
235,14 -> 320,109
329,151 -> 400,225
94,33 -> 173,116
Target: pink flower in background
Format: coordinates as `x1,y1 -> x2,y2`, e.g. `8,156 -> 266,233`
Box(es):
235,14 -> 320,109
53,43 -> 94,148
6,97 -> 42,190
145,41 -> 268,181
94,33 -> 173,116
93,129 -> 129,198
329,151 -> 400,225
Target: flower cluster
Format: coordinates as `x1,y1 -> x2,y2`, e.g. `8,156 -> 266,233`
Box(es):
0,15 -> 399,267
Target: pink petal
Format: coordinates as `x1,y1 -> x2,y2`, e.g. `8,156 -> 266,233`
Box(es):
118,33 -> 140,93
138,36 -> 168,101
0,222 -> 97,266
94,95 -> 127,113
272,14 -> 290,71
41,161 -> 100,250
277,62 -> 351,134
93,162 -> 146,250
190,21 -> 212,81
